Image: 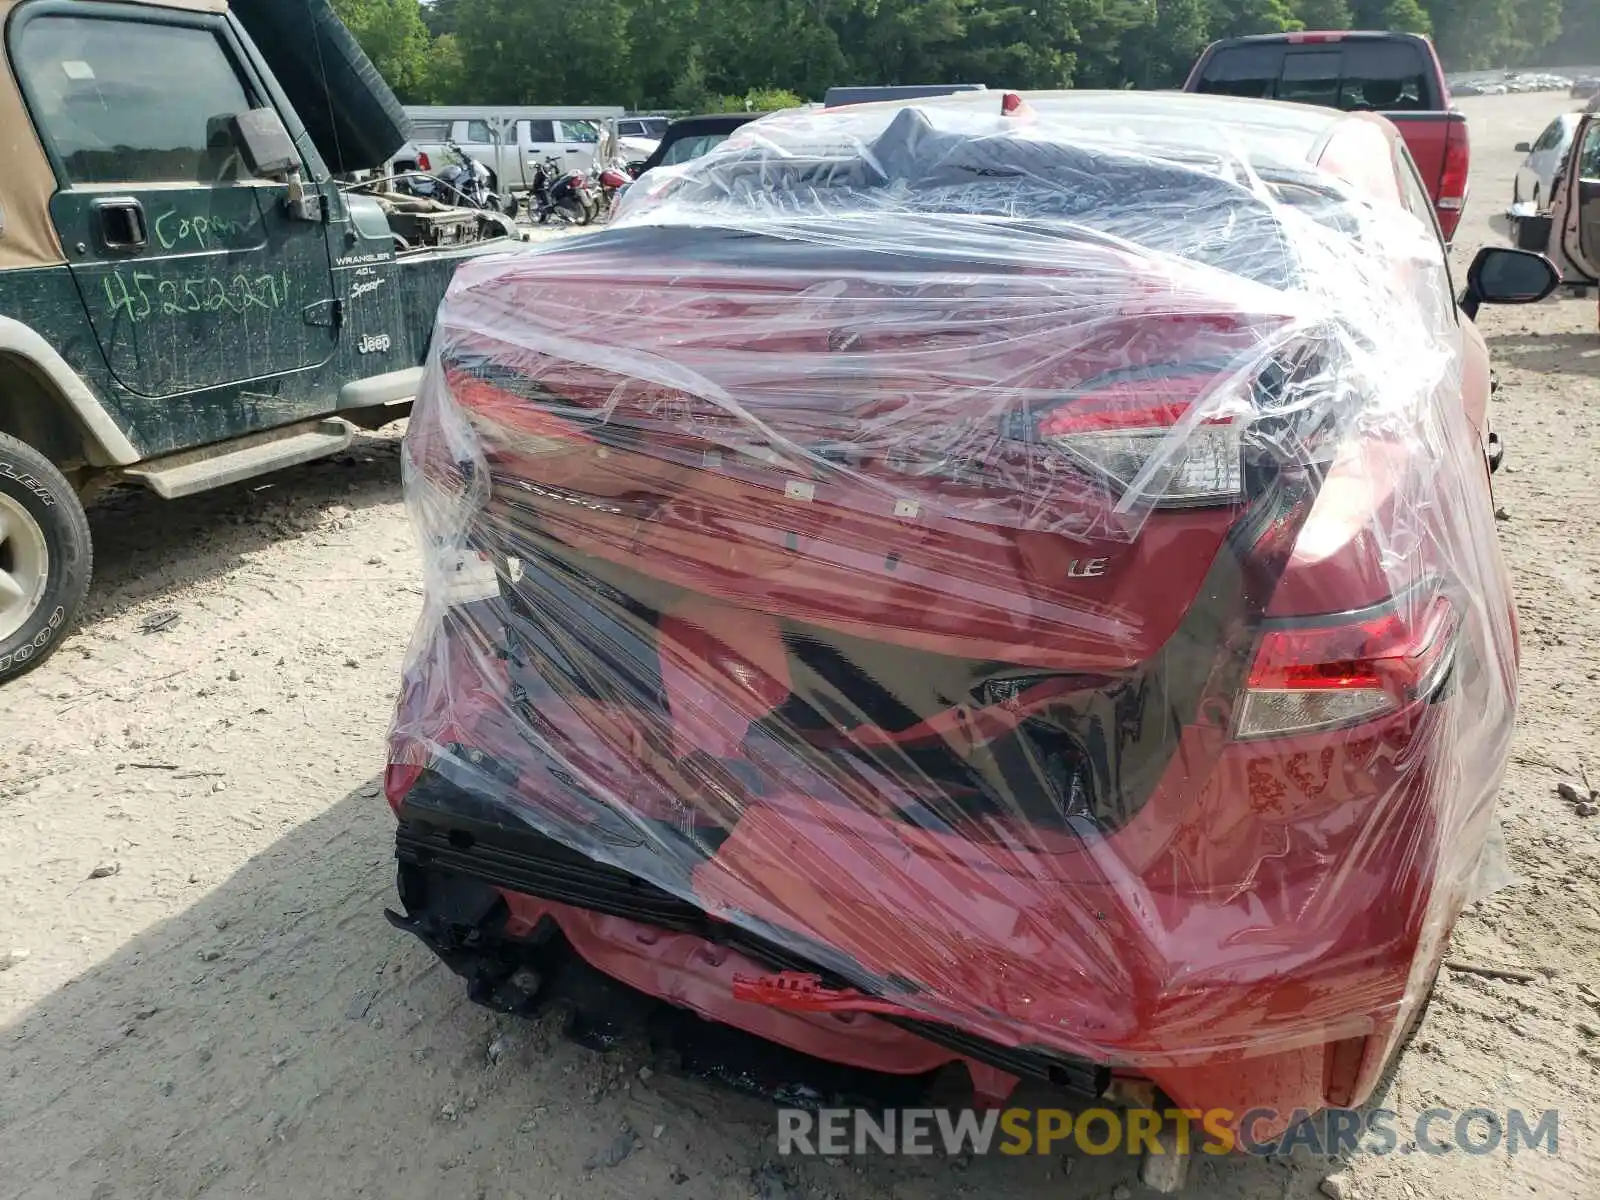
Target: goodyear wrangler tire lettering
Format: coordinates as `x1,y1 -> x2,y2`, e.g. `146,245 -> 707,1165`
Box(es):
0,434 -> 92,686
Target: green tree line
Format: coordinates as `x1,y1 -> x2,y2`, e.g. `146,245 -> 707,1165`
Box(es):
328,0 -> 1600,110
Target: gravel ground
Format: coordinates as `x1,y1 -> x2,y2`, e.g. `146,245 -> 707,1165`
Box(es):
1,92 -> 1596,1200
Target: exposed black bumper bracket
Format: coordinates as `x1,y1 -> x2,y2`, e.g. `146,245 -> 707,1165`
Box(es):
391,782 -> 1111,1101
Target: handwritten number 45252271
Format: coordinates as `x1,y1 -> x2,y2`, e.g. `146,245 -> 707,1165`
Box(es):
102,269 -> 291,324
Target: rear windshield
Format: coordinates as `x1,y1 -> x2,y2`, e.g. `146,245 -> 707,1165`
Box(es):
660,131 -> 734,166
1193,40 -> 1440,112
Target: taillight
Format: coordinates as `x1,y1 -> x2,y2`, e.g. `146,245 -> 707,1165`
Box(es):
1234,593 -> 1459,739
1027,341 -> 1337,509
1437,124 -> 1470,218
444,365 -> 584,458
417,151 -> 432,172
1040,405 -> 1245,507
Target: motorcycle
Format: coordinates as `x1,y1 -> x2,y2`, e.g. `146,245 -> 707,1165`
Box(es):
528,155 -> 600,225
391,150 -> 441,201
595,159 -> 634,221
434,140 -> 512,214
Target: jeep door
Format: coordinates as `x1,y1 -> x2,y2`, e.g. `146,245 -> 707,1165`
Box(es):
10,2 -> 339,415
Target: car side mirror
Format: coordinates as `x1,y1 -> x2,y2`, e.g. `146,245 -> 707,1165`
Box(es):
1515,141 -> 1532,153
228,108 -> 323,222
230,108 -> 299,177
1459,247 -> 1561,320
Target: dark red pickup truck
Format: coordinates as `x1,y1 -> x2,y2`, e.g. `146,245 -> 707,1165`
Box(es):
1183,31 -> 1469,243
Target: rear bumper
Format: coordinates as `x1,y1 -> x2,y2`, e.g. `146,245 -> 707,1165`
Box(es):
391,809 -> 1102,1101
390,842 -> 1379,1132
389,741 -> 1446,1121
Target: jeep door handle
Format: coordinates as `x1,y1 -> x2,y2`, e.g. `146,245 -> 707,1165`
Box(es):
93,197 -> 147,252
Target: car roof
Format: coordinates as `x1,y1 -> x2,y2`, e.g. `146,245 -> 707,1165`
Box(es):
828,89 -> 1352,172
1205,29 -> 1431,47
665,114 -> 764,135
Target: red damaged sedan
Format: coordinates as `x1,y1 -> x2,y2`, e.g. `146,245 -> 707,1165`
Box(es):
384,91 -> 1554,1179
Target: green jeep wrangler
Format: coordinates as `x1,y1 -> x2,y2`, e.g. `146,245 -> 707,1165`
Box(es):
0,0 -> 520,683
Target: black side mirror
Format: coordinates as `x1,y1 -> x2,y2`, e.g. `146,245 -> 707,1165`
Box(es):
229,108 -> 299,177
1515,141 -> 1533,153
229,108 -> 323,222
1460,246 -> 1562,320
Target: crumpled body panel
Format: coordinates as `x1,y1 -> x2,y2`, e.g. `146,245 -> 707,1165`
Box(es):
386,92 -> 1517,1117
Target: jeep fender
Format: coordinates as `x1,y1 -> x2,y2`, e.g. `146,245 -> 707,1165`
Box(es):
0,315 -> 140,467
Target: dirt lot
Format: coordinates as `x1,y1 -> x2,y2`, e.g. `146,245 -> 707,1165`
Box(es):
2,92 -> 1597,1200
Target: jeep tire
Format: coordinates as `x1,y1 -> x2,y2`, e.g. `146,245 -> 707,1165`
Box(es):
0,433 -> 91,684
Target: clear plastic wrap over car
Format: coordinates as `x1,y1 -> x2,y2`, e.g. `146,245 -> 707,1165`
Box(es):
385,94 -> 1517,1126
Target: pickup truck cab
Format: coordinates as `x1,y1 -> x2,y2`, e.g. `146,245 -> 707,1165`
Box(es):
0,0 -> 521,683
1184,31 -> 1470,244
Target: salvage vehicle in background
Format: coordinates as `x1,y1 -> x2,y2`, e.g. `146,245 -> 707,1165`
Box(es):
394,106 -> 621,209
612,113 -> 768,219
823,83 -> 987,107
1547,108 -> 1600,295
623,112 -> 763,181
615,115 -> 668,161
385,88 -> 1553,1193
1184,30 -> 1471,243
1514,113 -> 1581,211
0,0 -> 520,682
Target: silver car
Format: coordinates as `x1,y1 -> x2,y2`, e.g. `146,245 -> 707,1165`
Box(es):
1514,113 -> 1582,210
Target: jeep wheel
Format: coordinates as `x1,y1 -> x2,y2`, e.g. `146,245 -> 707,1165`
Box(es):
0,433 -> 91,684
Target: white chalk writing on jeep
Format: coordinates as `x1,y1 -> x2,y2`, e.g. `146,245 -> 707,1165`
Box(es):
103,269 -> 291,323
153,208 -> 257,251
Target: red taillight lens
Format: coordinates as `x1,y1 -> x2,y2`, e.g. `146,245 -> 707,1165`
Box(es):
417,151 -> 432,172
1235,594 -> 1459,739
1436,124 -> 1470,233
445,367 -> 583,458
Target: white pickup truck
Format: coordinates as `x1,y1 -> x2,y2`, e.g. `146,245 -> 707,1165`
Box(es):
390,106 -> 625,202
